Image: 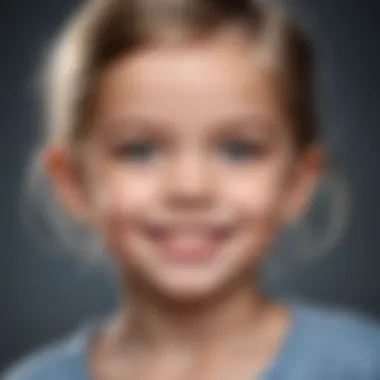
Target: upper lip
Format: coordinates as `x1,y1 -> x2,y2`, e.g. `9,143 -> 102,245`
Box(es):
145,222 -> 235,234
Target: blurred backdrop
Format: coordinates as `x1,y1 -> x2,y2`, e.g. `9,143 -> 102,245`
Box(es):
0,0 -> 379,372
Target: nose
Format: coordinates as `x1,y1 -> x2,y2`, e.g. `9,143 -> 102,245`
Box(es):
164,153 -> 214,210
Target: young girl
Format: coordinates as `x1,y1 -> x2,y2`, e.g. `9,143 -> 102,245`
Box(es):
4,0 -> 380,379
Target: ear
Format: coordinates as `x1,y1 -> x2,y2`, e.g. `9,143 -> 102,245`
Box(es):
284,145 -> 325,224
43,146 -> 91,223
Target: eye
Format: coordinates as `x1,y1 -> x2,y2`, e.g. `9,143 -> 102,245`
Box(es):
113,140 -> 160,163
219,140 -> 266,162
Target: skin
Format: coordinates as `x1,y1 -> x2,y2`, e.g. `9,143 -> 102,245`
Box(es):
45,34 -> 324,380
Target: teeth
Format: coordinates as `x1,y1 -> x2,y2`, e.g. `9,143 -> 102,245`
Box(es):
166,234 -> 212,246
147,224 -> 233,246
145,225 -> 235,260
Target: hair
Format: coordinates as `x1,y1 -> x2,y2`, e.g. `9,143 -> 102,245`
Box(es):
21,0 -> 350,262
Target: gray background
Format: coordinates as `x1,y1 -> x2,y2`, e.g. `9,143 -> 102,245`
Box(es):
1,0 -> 379,373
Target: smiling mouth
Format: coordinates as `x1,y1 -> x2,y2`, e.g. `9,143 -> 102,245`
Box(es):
144,224 -> 236,263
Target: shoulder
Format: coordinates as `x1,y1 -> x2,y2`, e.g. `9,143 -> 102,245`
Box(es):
1,323 -> 93,380
295,302 -> 380,343
292,301 -> 380,377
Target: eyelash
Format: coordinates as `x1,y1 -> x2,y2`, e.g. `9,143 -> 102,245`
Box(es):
112,141 -> 160,162
219,140 -> 266,162
111,139 -> 267,163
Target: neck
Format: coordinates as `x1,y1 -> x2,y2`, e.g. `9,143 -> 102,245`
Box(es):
112,273 -> 280,353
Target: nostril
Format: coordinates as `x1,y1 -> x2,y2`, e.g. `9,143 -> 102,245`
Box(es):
146,225 -> 165,238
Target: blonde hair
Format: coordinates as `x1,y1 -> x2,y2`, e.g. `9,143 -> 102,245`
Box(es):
22,0 -> 350,261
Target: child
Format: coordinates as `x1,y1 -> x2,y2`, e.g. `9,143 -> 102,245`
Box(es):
3,0 -> 380,379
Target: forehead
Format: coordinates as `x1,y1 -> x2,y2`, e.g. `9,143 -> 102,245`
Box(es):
92,38 -> 285,126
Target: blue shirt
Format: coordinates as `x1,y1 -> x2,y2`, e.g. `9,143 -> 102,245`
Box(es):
3,303 -> 380,380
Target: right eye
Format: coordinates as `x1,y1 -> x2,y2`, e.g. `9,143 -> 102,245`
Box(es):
112,140 -> 160,163
218,139 -> 266,163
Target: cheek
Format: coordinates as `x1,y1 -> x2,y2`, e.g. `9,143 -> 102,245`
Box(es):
86,166 -> 161,260
222,162 -> 291,221
88,166 -> 158,226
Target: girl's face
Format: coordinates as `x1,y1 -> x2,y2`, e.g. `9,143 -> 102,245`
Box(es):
48,37 -> 322,300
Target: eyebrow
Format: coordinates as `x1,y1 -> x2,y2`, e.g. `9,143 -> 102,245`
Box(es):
212,114 -> 280,137
91,112 -> 282,142
93,116 -> 169,139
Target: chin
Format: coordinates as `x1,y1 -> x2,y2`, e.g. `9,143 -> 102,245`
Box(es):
157,281 -> 218,303
149,266 -> 234,305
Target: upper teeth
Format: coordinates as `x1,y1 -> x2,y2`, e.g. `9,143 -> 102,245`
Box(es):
165,234 -> 212,245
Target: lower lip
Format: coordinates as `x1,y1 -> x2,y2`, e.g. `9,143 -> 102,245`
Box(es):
148,233 -> 231,263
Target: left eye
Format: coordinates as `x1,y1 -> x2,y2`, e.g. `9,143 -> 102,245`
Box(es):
113,141 -> 159,162
219,141 -> 264,162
